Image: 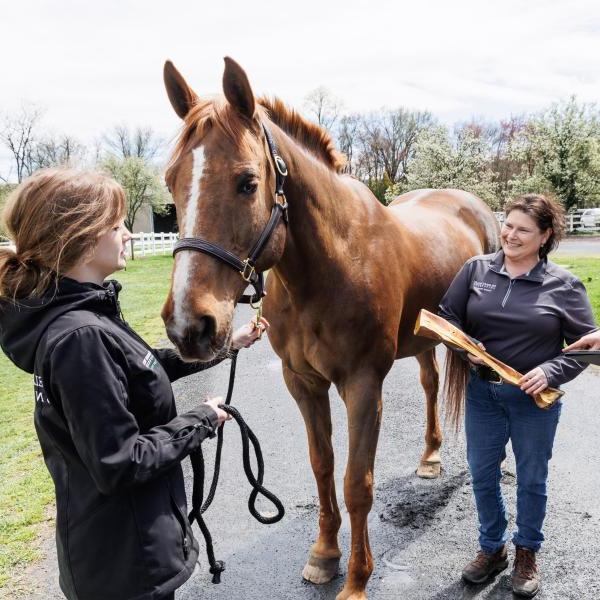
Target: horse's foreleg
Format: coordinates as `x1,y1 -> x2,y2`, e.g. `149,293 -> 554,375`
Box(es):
282,365 -> 342,584
415,348 -> 443,479
337,373 -> 383,600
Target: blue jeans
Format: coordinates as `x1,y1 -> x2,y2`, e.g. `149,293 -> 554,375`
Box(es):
465,374 -> 561,553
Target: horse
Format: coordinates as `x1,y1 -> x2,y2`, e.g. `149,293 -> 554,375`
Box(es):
160,57 -> 499,600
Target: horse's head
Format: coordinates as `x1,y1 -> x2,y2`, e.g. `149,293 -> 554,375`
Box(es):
161,58 -> 287,361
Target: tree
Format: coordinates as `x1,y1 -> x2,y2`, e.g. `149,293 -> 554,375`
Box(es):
29,134 -> 87,171
0,103 -> 44,182
390,125 -> 498,207
303,87 -> 344,131
103,156 -> 169,258
103,125 -> 164,161
334,109 -> 434,202
0,183 -> 16,238
361,108 -> 434,185
337,114 -> 361,174
488,116 -> 527,202
509,98 -> 600,210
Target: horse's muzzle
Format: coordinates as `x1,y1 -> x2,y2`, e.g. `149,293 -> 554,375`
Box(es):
166,315 -> 217,361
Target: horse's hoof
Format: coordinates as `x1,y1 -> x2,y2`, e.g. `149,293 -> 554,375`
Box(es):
336,587 -> 367,600
302,552 -> 340,584
416,460 -> 441,479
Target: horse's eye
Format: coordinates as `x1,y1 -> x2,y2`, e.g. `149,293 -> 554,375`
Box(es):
238,179 -> 258,196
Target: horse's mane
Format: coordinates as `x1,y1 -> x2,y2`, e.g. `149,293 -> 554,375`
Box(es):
167,95 -> 346,174
258,97 -> 346,173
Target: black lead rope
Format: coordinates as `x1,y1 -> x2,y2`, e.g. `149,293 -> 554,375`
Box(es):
187,351 -> 285,584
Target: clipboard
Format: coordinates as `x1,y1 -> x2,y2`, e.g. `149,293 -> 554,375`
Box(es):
564,350 -> 600,366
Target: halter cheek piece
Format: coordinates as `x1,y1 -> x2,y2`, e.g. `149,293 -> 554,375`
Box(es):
172,125 -> 288,305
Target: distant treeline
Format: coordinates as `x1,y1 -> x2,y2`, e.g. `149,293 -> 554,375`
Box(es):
304,90 -> 600,210
2,95 -> 600,238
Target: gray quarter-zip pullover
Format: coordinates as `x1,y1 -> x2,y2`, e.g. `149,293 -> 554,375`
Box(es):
439,250 -> 597,387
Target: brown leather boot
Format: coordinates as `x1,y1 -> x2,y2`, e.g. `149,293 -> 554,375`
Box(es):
512,546 -> 540,597
462,545 -> 508,583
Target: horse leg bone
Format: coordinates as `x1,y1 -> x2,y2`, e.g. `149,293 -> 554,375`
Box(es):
415,349 -> 442,479
336,374 -> 383,600
282,366 -> 342,584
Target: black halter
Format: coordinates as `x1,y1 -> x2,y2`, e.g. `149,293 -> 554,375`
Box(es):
172,125 -> 288,304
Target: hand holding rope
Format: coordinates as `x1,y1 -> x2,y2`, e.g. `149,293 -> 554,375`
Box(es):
187,351 -> 285,584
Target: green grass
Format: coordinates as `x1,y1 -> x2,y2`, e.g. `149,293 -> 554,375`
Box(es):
550,254 -> 600,319
0,255 -> 174,589
0,253 -> 598,589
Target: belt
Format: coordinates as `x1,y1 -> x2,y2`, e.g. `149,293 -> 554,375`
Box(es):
470,365 -> 503,384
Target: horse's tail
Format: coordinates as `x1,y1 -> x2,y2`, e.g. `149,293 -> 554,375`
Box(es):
443,347 -> 470,431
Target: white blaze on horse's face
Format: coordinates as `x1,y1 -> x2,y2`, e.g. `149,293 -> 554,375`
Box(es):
171,145 -> 206,340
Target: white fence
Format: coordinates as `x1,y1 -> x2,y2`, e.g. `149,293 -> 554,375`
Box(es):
128,232 -> 178,257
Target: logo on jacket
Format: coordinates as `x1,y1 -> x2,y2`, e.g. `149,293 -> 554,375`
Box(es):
143,351 -> 159,370
473,280 -> 497,292
34,374 -> 49,404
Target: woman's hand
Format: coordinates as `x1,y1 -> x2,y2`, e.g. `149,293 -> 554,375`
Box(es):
467,342 -> 487,365
563,330 -> 600,351
204,396 -> 231,426
231,317 -> 270,350
518,367 -> 548,396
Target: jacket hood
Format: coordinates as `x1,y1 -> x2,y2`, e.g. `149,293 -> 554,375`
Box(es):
0,277 -> 121,373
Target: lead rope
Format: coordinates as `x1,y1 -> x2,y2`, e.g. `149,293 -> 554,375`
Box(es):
187,351 -> 285,583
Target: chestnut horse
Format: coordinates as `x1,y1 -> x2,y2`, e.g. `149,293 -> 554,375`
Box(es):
161,58 -> 499,600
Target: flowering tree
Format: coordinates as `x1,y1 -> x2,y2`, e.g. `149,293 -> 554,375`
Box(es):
387,126 -> 498,207
508,98 -> 600,209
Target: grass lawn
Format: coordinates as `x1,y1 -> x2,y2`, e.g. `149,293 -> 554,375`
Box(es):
0,255 -> 173,589
550,254 -> 600,318
0,253 -> 598,590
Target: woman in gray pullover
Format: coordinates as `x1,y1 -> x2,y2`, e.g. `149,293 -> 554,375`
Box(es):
439,194 -> 596,598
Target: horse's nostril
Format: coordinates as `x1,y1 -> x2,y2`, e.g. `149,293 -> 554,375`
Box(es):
165,313 -> 218,359
194,316 -> 215,343
174,315 -> 216,356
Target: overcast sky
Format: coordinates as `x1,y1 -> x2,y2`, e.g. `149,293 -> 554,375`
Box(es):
2,0 -> 599,179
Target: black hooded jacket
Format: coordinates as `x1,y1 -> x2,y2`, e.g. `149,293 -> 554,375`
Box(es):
0,277 -> 222,600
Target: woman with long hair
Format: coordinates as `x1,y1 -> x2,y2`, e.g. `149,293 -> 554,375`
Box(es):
0,168 -> 268,600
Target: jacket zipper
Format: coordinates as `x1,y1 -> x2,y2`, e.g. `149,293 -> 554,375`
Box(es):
501,279 -> 515,308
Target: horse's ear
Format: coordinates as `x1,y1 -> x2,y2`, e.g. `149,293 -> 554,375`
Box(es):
163,60 -> 198,119
222,57 -> 255,119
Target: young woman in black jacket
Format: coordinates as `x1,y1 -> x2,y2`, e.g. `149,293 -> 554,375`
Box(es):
0,168 -> 268,600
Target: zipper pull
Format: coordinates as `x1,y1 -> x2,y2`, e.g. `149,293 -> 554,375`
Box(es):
183,536 -> 190,559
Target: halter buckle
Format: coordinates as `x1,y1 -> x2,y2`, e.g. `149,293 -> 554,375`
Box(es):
250,297 -> 263,335
240,259 -> 256,282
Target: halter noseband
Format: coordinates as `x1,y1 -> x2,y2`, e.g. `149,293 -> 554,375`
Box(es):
172,125 -> 288,305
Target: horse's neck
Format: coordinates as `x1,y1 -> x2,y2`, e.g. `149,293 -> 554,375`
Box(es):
272,130 -> 370,289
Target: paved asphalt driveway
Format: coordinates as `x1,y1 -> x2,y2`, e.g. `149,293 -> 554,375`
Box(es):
22,299 -> 600,600
555,236 -> 600,256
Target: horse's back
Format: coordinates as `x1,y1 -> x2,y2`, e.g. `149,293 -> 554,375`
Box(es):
388,188 -> 499,253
